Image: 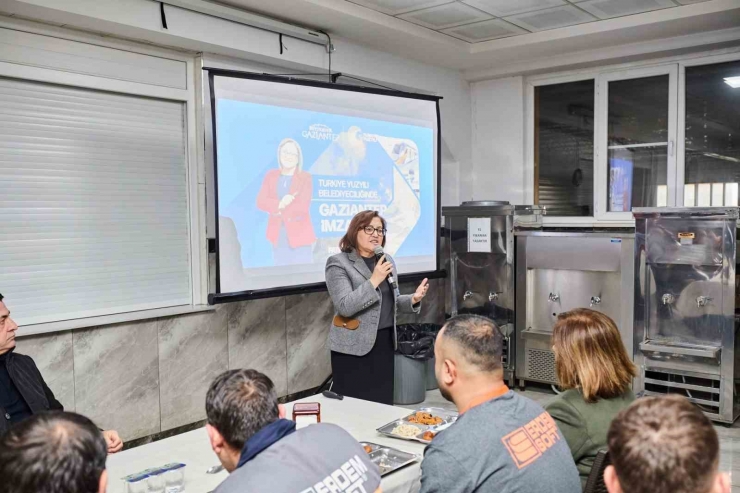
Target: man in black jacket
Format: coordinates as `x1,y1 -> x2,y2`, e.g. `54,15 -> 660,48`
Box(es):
0,293 -> 123,453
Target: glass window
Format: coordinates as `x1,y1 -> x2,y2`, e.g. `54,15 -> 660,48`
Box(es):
684,60 -> 740,207
535,80 -> 594,216
607,75 -> 670,212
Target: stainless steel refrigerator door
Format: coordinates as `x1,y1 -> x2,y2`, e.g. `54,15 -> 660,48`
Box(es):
447,214 -> 515,374
634,209 -> 738,422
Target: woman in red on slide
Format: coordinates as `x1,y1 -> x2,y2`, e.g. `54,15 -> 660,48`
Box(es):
256,138 -> 316,266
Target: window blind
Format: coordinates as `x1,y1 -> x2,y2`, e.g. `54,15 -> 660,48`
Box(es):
0,77 -> 191,326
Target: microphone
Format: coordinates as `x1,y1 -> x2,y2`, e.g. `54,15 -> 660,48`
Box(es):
373,246 -> 398,291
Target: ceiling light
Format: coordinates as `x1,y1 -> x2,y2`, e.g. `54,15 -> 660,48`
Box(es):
724,77 -> 740,88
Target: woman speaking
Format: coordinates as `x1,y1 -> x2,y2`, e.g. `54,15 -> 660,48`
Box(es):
325,210 -> 429,404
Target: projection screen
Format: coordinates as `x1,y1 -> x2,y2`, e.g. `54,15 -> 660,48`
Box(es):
208,70 -> 440,298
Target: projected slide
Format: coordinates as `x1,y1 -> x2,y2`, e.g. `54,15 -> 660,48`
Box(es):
213,74 -> 439,293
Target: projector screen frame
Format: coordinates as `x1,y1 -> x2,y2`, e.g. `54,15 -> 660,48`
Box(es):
205,68 -> 443,305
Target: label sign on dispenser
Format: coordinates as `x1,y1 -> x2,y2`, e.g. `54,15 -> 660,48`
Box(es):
678,232 -> 695,245
468,217 -> 492,253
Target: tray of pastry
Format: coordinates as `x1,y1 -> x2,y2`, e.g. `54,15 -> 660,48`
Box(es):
376,408 -> 458,444
360,442 -> 419,477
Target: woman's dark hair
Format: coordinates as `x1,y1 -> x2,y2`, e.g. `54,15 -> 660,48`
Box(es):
338,210 -> 387,253
0,411 -> 108,493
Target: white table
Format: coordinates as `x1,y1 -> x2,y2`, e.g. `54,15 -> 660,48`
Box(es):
106,395 -> 424,493
289,395 -> 425,493
106,427 -> 228,493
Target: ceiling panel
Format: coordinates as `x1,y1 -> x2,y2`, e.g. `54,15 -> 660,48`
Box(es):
505,5 -> 596,31
347,0 -> 452,16
398,2 -> 493,29
461,0 -> 567,17
576,0 -> 678,19
335,0 -> 730,47
442,18 -> 527,41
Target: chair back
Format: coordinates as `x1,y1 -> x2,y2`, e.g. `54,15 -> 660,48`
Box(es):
584,450 -> 611,493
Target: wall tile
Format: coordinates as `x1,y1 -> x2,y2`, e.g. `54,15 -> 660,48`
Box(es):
228,298 -> 288,397
15,331 -> 75,411
286,291 -> 333,394
158,308 -> 228,431
74,321 -> 160,441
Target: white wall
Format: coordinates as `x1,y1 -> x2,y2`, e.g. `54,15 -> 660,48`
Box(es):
1,0 -> 472,206
470,76 -> 525,204
329,37 -> 472,205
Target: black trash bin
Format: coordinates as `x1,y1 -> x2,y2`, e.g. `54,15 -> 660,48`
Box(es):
394,324 -> 439,404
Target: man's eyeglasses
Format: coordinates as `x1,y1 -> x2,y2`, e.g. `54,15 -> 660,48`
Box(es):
363,226 -> 387,236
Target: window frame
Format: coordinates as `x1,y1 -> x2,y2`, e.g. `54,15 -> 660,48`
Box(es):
0,17 -> 209,335
525,72 -> 602,227
595,64 -> 679,222
525,46 -> 740,227
676,52 -> 740,209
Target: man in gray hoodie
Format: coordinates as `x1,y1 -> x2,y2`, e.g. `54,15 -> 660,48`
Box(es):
420,315 -> 581,493
206,369 -> 382,493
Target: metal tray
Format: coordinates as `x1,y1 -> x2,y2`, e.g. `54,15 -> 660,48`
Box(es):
376,407 -> 458,444
360,442 -> 418,477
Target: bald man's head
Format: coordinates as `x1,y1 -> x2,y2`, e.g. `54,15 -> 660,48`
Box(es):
437,315 -> 504,373
434,315 -> 505,403
0,411 -> 108,493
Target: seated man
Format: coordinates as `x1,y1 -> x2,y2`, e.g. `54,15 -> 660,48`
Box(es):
0,411 -> 109,493
605,394 -> 730,493
206,369 -> 382,493
0,293 -> 122,453
420,314 -> 580,493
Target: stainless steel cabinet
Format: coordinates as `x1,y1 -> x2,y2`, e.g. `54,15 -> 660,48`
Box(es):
515,232 -> 635,388
442,201 -> 543,386
633,207 -> 740,423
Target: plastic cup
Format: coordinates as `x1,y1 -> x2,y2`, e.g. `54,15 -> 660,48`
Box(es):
124,474 -> 149,493
163,464 -> 186,492
147,471 -> 165,492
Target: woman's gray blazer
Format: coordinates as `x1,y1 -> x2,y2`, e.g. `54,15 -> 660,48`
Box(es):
325,249 -> 420,356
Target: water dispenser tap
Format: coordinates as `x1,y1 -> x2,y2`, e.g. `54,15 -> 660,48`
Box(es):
489,292 -> 501,302
463,290 -> 474,301
590,296 -> 601,307
696,296 -> 713,308
661,294 -> 675,305
548,293 -> 560,303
